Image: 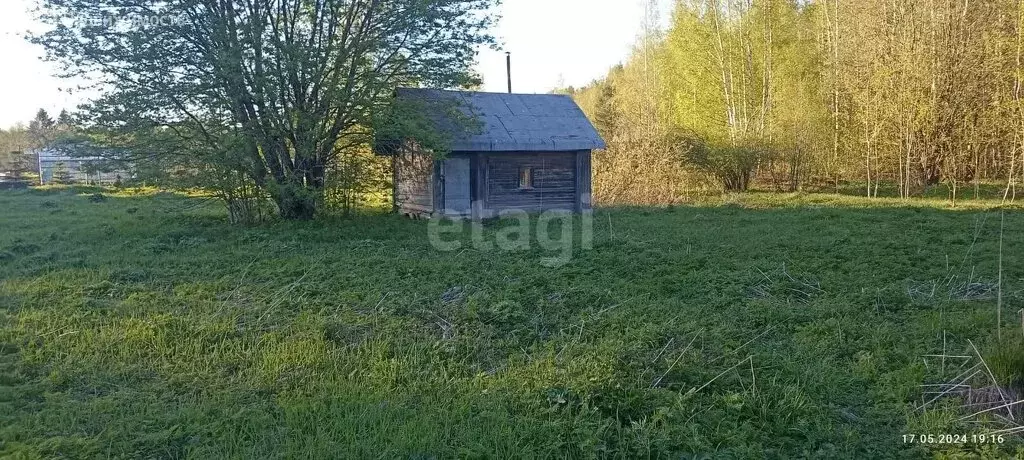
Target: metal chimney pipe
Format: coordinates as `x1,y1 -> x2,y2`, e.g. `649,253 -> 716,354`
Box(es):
506,52 -> 512,93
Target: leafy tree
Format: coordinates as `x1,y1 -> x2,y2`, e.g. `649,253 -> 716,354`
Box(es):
594,80 -> 618,142
33,0 -> 498,219
574,0 -> 1024,202
684,140 -> 766,192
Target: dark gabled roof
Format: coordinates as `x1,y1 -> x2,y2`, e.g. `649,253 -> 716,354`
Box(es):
392,88 -> 607,152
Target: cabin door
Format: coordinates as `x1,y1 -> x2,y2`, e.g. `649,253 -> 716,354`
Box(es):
443,157 -> 471,215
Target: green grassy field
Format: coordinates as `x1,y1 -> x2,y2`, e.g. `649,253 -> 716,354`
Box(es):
1,187 -> 1023,458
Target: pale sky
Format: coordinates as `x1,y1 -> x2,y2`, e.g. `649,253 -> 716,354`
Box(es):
0,0 -> 672,130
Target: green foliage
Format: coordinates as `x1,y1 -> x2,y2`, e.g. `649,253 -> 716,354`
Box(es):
0,189 -> 1020,457
27,109 -> 55,149
0,128 -> 32,176
984,338 -> 1024,390
372,95 -> 482,159
4,152 -> 33,181
32,0 -> 498,220
52,162 -> 73,185
575,0 -> 1024,201
684,140 -> 768,191
593,79 -> 619,142
324,147 -> 390,216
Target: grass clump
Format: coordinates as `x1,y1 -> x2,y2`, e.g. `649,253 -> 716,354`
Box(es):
985,338 -> 1024,391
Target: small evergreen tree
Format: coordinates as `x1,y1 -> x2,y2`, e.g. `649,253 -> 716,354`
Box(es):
53,162 -> 73,184
56,110 -> 73,131
8,151 -> 30,180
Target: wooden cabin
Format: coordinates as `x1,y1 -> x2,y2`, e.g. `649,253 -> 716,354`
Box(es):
376,88 -> 606,219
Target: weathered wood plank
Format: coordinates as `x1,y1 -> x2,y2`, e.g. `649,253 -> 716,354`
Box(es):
574,151 -> 593,212
395,151 -> 435,215
484,152 -> 578,212
580,151 -> 592,210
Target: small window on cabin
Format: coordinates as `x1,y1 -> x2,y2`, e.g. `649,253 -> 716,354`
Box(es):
519,167 -> 533,189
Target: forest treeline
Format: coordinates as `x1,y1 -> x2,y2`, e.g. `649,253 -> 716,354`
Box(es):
568,0 -> 1024,205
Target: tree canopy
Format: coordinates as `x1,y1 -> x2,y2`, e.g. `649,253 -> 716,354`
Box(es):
32,0 -> 498,219
573,0 -> 1024,204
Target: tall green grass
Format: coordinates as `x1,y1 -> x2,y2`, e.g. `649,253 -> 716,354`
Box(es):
1,187 -> 1022,458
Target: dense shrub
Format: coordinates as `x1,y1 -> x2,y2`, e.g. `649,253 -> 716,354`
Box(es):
682,139 -> 768,192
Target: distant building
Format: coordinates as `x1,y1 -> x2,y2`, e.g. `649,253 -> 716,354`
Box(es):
35,148 -> 123,185
374,88 -> 606,219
